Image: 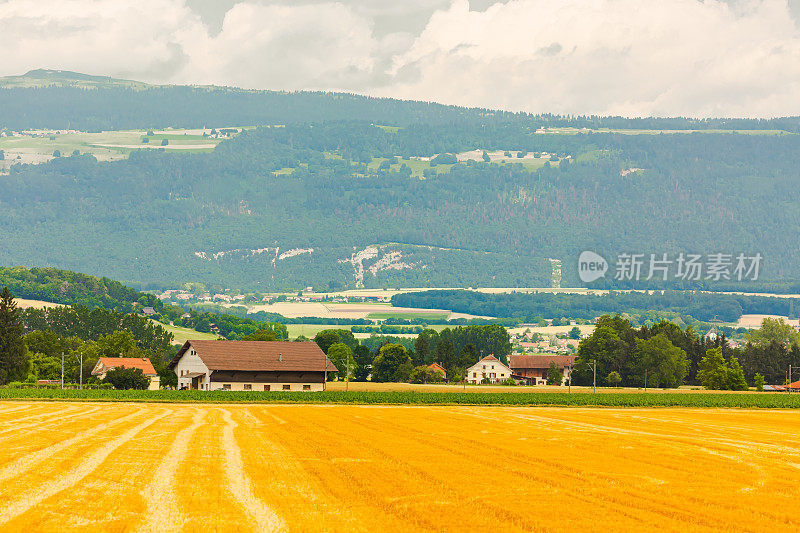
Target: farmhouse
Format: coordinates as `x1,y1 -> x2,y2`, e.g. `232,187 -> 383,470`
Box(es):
465,355 -> 512,384
427,362 -> 447,381
169,340 -> 336,391
510,355 -> 575,386
91,357 -> 160,390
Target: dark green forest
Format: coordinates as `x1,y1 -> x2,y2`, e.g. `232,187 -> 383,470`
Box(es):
2,78 -> 800,291
392,290 -> 800,323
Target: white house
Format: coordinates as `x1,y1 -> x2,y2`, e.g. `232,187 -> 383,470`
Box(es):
465,355 -> 513,384
169,340 -> 336,391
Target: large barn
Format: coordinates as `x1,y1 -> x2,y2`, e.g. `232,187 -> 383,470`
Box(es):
169,340 -> 336,391
510,355 -> 575,386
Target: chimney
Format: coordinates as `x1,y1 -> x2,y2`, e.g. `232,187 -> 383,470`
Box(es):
279,353 -> 283,362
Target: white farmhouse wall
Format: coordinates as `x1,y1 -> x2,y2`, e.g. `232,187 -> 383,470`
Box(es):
174,348 -> 211,390
465,360 -> 512,384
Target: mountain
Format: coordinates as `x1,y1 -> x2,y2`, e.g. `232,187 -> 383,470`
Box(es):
1,73 -> 799,292
0,69 -> 150,90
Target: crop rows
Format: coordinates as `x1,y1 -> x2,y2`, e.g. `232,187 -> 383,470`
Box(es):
3,388 -> 800,408
1,402 -> 800,530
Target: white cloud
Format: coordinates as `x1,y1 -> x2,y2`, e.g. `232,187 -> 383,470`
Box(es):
2,0 -> 800,117
382,0 -> 800,117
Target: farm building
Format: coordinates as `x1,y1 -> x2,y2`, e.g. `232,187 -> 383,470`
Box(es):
510,355 -> 575,385
169,340 -> 336,391
427,362 -> 447,381
465,355 -> 512,384
91,357 -> 160,390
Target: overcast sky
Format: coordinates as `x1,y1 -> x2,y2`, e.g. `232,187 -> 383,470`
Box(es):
2,0 -> 800,117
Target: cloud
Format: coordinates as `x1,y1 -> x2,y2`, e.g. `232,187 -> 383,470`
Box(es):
2,0 -> 800,117
382,0 -> 800,117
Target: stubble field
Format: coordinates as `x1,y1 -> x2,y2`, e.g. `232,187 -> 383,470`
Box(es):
1,402 -> 799,531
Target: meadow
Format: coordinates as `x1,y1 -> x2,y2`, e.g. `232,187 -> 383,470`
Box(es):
1,402 -> 799,531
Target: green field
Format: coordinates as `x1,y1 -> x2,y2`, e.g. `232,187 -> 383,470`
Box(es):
155,321 -> 220,344
0,129 -> 230,169
366,311 -> 450,321
2,388 -> 799,408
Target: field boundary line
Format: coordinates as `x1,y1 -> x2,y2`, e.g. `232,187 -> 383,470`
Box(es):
136,408 -> 206,533
0,408 -> 171,525
220,408 -> 286,532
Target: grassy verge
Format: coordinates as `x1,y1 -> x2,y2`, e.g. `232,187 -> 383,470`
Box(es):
2,389 -> 800,407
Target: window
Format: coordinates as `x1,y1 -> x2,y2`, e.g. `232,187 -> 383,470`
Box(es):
243,384 -> 252,390
473,372 -> 477,378
264,385 -> 271,391
491,365 -> 495,369
222,384 -> 231,390
282,384 -> 290,390
303,384 -> 311,391
482,365 -> 486,369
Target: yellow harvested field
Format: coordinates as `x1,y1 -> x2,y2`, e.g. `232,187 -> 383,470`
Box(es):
1,402 -> 800,531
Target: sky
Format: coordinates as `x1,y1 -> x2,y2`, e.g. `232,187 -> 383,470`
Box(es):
2,0 -> 800,117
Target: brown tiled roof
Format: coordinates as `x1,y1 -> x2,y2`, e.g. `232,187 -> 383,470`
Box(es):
479,355 -> 500,363
95,357 -> 157,376
170,340 -> 336,372
510,355 -> 576,370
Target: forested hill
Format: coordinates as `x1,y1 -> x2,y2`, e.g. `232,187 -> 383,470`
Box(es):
2,121 -> 800,290
2,70 -> 800,132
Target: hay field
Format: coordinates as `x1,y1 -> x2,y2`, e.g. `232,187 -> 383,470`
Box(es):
1,403 -> 799,531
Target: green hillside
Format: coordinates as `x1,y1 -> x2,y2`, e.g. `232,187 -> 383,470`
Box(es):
1,74 -> 799,291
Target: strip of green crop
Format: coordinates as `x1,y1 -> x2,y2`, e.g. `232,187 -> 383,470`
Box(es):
2,389 -> 800,408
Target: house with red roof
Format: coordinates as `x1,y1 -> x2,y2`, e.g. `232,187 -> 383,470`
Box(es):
510,355 -> 575,386
427,362 -> 447,381
91,357 -> 160,390
168,340 -> 335,391
464,355 -> 512,384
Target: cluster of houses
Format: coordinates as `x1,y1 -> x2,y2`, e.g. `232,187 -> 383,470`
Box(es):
90,340 -> 577,391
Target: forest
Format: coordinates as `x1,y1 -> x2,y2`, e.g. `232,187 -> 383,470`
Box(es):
392,290 -> 800,323
2,80 -> 800,291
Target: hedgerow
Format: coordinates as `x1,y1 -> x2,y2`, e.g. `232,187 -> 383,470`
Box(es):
2,389 -> 800,408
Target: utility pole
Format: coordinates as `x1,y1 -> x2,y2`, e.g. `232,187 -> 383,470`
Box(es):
567,361 -> 574,394
588,360 -> 597,394
345,351 -> 349,392
61,352 -> 64,390
644,369 -> 648,393
79,352 -> 83,390
324,354 -> 328,392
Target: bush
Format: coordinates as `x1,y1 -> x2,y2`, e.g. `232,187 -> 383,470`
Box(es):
104,367 -> 151,390
502,378 -> 517,386
754,373 -> 765,392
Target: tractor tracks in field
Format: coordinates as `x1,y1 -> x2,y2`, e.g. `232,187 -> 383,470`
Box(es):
136,408 -> 207,533
0,407 -> 172,526
220,408 -> 286,533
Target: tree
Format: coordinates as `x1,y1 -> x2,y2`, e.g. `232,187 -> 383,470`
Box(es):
409,365 -> 444,384
0,287 -> 28,384
104,366 -> 150,390
482,150 -> 490,162
0,149 -> 5,160
697,348 -> 730,390
414,329 -> 438,365
606,371 -> 622,387
630,334 -> 688,388
754,373 -> 765,391
240,329 -> 277,341
726,356 -> 749,391
745,317 -> 800,348
326,342 -> 352,379
568,326 -> 581,340
314,329 -> 357,354
352,344 -> 371,381
52,149 -> 61,157
160,139 -> 169,146
371,343 -> 411,382
546,362 -> 563,385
